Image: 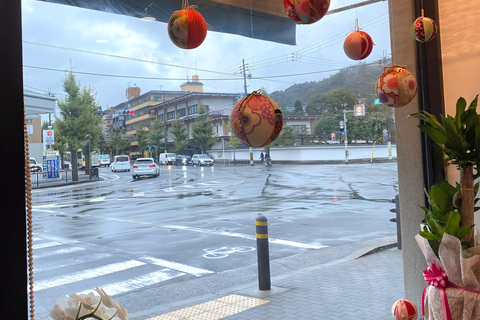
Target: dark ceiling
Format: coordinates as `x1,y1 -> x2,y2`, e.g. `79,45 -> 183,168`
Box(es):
38,0 -> 298,45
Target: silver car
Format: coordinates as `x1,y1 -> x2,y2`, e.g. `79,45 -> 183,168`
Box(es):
132,158 -> 160,179
191,154 -> 214,166
111,155 -> 131,172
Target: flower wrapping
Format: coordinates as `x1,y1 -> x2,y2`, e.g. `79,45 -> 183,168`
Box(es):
416,233 -> 480,319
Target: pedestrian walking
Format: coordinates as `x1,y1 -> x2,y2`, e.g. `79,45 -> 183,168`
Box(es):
260,152 -> 264,162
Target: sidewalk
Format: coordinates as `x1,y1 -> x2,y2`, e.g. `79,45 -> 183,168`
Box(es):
30,170 -> 102,189
129,237 -> 412,320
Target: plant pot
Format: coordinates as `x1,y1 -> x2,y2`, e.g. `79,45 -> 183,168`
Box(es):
416,233 -> 480,319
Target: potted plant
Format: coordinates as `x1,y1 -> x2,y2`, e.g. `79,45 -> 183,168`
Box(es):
409,95 -> 480,320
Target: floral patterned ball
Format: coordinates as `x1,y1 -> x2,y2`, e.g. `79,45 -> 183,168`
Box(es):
411,16 -> 437,42
343,30 -> 374,60
168,7 -> 207,49
230,91 -> 283,147
392,299 -> 418,320
376,66 -> 417,108
283,0 -> 330,25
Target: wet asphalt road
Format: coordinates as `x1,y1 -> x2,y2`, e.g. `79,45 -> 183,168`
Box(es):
31,162 -> 398,318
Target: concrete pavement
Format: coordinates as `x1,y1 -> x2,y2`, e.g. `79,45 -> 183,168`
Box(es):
126,236 -> 416,320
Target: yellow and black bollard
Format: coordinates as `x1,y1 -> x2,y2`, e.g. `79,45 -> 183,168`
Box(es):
256,213 -> 271,290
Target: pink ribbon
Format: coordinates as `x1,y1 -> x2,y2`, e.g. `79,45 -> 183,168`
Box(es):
423,264 -> 480,320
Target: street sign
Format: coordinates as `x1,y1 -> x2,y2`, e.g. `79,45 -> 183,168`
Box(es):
354,104 -> 365,116
383,135 -> 388,141
81,140 -> 89,147
121,134 -> 135,140
383,129 -> 388,134
331,132 -> 336,140
43,129 -> 54,145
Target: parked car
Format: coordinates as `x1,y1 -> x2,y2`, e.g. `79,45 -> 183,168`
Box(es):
99,154 -> 110,167
29,157 -> 42,172
175,155 -> 191,166
191,154 -> 214,166
132,158 -> 159,179
111,155 -> 130,172
159,153 -> 177,165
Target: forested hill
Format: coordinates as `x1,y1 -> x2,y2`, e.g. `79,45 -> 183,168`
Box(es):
269,57 -> 392,109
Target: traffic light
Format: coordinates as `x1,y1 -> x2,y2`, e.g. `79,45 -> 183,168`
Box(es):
354,104 -> 365,116
121,110 -> 134,115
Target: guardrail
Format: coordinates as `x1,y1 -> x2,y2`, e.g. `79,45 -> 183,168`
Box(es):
30,168 -> 99,187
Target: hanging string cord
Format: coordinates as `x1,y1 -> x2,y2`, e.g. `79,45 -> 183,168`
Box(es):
24,105 -> 35,320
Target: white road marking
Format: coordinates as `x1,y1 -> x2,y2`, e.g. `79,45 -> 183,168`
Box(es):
33,246 -> 86,259
78,269 -> 185,296
162,225 -> 326,249
34,260 -> 145,291
33,253 -> 113,273
33,241 -> 63,250
141,256 -> 214,277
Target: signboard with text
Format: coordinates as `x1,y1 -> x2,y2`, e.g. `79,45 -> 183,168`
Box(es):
43,150 -> 59,178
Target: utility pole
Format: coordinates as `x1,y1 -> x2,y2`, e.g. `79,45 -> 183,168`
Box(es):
242,59 -> 254,166
343,110 -> 354,164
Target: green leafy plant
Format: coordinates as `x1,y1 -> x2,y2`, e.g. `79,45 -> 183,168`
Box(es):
419,180 -> 475,256
410,95 -> 479,247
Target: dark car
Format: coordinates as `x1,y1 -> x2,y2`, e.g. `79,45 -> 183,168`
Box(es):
175,155 -> 191,166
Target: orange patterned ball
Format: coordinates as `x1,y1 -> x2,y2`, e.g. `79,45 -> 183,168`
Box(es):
392,299 -> 418,320
376,66 -> 417,108
283,0 -> 330,25
344,30 -> 374,60
230,91 -> 283,147
168,8 -> 207,49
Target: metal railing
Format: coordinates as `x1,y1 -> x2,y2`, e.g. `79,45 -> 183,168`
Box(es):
30,168 -> 99,187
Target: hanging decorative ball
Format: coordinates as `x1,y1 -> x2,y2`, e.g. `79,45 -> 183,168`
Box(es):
168,1 -> 207,50
392,299 -> 418,320
411,9 -> 437,42
376,65 -> 417,108
283,0 -> 330,25
344,19 -> 374,60
230,90 -> 283,148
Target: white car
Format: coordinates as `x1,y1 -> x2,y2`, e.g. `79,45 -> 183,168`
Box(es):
159,153 -> 177,165
99,154 -> 110,167
191,154 -> 214,166
29,157 -> 42,172
132,158 -> 160,179
111,155 -> 130,172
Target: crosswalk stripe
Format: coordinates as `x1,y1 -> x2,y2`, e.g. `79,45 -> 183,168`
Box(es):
141,256 -> 214,277
33,246 -> 86,259
34,260 -> 145,291
78,269 -> 185,296
33,253 -> 113,273
33,241 -> 63,250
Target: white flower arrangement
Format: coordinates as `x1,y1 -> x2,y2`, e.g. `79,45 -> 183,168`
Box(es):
50,287 -> 128,320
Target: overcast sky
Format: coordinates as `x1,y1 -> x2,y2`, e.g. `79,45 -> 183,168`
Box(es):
21,0 -> 391,114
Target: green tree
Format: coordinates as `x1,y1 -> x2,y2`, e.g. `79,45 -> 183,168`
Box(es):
273,125 -> 296,146
192,103 -> 217,153
108,127 -> 130,156
293,99 -> 303,115
148,118 -> 165,160
171,117 -> 188,154
54,64 -> 102,181
135,123 -> 149,157
314,114 -> 343,141
305,89 -> 358,116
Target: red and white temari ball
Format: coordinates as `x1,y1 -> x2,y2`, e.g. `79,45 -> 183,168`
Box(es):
376,66 -> 417,108
411,16 -> 437,42
168,7 -> 207,49
230,91 -> 283,148
283,0 -> 330,25
392,299 -> 418,320
343,30 -> 374,60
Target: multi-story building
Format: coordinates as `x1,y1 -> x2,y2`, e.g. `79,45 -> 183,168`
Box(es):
110,76 -> 240,158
